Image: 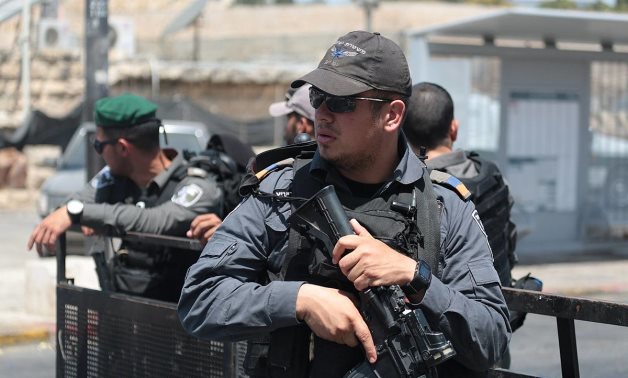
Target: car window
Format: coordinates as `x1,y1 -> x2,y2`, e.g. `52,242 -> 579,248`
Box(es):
58,128 -> 205,170
160,132 -> 203,153
59,130 -> 88,169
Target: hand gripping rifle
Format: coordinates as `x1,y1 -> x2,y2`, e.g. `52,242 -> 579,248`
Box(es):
289,185 -> 455,378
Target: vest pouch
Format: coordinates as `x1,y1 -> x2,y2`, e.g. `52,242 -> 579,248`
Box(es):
309,260 -> 353,291
267,325 -> 311,378
244,334 -> 271,377
347,208 -> 418,257
309,337 -> 363,378
112,252 -> 184,302
305,245 -> 351,286
112,260 -> 161,296
118,248 -> 160,269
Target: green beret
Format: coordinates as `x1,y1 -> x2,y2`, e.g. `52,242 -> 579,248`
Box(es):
95,93 -> 158,128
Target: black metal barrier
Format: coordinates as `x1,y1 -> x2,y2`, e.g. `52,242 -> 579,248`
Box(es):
56,284 -> 244,377
55,231 -> 628,378
55,231 -> 248,378
490,287 -> 628,378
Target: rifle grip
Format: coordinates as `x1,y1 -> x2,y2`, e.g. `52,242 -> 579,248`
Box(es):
343,360 -> 379,378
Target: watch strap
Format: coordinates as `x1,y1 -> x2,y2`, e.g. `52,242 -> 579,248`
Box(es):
402,259 -> 432,298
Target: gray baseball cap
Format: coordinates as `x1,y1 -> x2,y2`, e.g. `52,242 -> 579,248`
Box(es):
292,31 -> 411,97
268,84 -> 315,121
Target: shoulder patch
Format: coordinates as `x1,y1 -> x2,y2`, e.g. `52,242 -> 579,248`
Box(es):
171,183 -> 204,207
90,166 -> 114,189
429,170 -> 472,201
256,160 -> 294,182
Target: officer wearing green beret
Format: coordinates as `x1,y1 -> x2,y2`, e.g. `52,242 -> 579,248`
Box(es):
28,93 -> 223,302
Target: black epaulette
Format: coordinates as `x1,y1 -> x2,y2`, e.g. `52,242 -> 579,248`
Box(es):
239,141 -> 318,197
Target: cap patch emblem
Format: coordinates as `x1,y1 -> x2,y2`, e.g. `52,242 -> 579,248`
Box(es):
331,45 -> 359,58
325,44 -> 361,66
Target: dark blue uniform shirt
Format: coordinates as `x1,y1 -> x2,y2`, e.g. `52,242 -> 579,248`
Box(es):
178,139 -> 511,372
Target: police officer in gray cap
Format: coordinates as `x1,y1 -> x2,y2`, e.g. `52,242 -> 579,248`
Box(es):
269,83 -> 316,145
178,32 -> 510,376
28,93 -> 223,302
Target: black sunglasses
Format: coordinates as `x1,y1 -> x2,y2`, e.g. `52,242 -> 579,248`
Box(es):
309,87 -> 392,113
92,137 -> 119,154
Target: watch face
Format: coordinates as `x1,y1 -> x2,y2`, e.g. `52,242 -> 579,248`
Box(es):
419,262 -> 431,282
67,200 -> 84,214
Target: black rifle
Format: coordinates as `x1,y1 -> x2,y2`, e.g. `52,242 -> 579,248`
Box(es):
92,250 -> 113,291
289,185 -> 455,378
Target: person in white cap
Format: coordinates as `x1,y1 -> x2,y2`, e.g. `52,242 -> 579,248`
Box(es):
269,84 -> 315,145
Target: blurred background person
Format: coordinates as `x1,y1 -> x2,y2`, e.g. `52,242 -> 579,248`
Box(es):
186,134 -> 256,246
27,93 -> 223,302
403,82 -> 517,289
269,83 -> 315,144
403,82 -> 523,368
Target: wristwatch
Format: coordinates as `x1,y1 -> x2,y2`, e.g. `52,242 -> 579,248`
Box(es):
402,259 -> 432,298
66,199 -> 84,225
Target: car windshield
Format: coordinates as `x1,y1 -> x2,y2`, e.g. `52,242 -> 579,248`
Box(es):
60,129 -> 88,169
59,126 -> 206,170
160,132 -> 203,152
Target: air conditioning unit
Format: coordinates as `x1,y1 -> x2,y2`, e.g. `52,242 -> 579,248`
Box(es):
108,17 -> 136,58
38,19 -> 75,51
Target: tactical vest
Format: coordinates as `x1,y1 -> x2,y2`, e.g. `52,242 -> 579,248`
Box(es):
240,142 -> 468,378
94,161 -> 190,210
431,152 -> 539,337
182,133 -> 254,217
433,151 -> 517,287
94,160 -> 207,302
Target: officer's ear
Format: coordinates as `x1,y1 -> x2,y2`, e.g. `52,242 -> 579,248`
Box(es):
117,138 -> 132,156
450,119 -> 459,143
384,99 -> 405,134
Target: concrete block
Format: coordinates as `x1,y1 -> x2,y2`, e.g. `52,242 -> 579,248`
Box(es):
30,60 -> 49,80
0,147 -> 27,189
70,61 -> 83,78
24,259 -> 56,318
1,79 -> 18,96
24,256 -> 99,318
49,64 -> 72,81
0,62 -> 19,79
41,80 -> 68,97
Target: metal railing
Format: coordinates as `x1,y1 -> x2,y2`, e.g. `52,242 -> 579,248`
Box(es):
55,232 -> 628,378
55,231 -> 247,378
490,287 -> 628,378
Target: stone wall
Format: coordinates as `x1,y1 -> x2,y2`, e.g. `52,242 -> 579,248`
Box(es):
0,50 -> 83,128
0,1 -> 499,129
0,51 -> 305,131
0,1 -> 500,209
